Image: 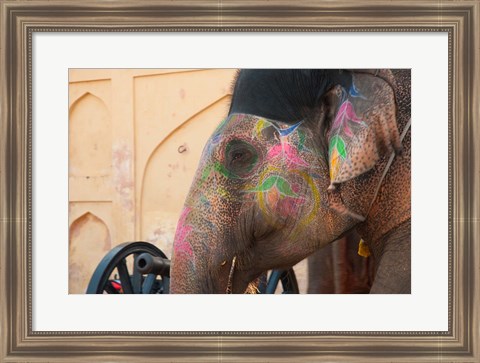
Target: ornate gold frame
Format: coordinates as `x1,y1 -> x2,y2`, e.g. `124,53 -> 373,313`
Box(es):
1,1 -> 478,361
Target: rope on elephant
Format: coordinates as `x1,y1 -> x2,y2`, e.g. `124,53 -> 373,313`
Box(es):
357,119 -> 410,259
366,117 -> 411,219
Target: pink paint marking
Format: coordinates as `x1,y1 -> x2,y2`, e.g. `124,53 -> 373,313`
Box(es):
267,192 -> 306,219
173,207 -> 194,257
266,143 -> 308,167
332,100 -> 365,137
277,197 -> 301,218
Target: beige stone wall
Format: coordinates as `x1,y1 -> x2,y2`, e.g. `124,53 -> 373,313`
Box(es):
69,69 -> 236,293
68,69 -> 308,294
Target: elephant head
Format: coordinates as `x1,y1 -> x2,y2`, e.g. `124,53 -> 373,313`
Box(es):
170,69 -> 411,294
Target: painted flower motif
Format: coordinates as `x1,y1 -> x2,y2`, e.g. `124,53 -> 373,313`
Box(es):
329,99 -> 367,181
329,146 -> 342,181
266,143 -> 308,167
331,100 -> 365,137
254,118 -> 303,138
249,175 -> 297,197
200,161 -> 238,185
265,187 -> 302,219
248,174 -> 305,219
276,122 -> 302,137
329,132 -> 347,181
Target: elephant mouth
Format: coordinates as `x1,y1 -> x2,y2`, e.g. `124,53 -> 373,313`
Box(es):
226,257 -> 260,294
224,256 -> 261,294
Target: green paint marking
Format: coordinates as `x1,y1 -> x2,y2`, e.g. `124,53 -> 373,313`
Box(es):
214,161 -> 238,179
257,176 -> 278,191
329,135 -> 347,159
213,116 -> 229,134
200,160 -> 241,184
246,176 -> 277,193
245,152 -> 259,173
297,129 -> 306,151
247,175 -> 297,197
201,164 -> 213,182
276,177 -> 297,197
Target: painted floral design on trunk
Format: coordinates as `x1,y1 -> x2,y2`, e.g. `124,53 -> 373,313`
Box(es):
173,207 -> 194,258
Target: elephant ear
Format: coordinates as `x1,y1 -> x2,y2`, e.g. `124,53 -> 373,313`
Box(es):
327,72 -> 401,189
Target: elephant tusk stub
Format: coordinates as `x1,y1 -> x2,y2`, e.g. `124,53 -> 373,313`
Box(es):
225,256 -> 237,294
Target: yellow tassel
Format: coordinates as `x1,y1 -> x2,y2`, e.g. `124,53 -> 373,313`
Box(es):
358,239 -> 371,258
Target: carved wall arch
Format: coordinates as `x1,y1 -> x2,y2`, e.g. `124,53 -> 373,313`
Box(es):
69,212 -> 112,293
69,92 -> 111,177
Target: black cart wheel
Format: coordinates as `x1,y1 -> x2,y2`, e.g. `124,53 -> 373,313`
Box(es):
86,241 -> 170,294
258,268 -> 300,294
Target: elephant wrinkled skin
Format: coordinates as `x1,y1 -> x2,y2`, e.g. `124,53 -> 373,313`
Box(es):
170,69 -> 411,294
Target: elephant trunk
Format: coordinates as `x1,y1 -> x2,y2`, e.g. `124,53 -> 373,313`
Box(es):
170,206 -> 242,294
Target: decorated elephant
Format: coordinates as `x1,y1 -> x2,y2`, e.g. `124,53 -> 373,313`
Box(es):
170,69 -> 411,294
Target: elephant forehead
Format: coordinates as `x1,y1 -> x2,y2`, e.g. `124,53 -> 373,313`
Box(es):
213,113 -> 305,143
223,113 -> 298,132
201,113 -> 321,174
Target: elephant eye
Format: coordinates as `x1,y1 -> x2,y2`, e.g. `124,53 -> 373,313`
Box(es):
231,150 -> 247,162
225,140 -> 259,176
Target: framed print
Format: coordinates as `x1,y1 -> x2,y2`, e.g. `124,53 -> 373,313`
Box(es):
1,0 -> 479,361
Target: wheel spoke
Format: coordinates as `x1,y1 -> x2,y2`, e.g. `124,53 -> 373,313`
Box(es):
142,274 -> 156,294
132,253 -> 143,294
280,271 -> 291,294
266,270 -> 281,294
117,259 -> 133,294
280,269 -> 300,294
163,277 -> 170,294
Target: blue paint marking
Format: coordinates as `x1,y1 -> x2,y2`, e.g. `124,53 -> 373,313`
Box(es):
211,134 -> 221,145
277,121 -> 303,137
349,82 -> 367,99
